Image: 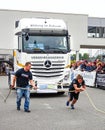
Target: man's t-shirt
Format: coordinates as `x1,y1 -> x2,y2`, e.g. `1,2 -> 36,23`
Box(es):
15,68 -> 32,87
69,79 -> 85,91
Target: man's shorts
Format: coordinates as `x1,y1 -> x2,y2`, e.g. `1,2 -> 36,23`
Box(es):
69,92 -> 80,100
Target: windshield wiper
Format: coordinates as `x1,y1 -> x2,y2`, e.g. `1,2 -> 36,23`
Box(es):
25,48 -> 46,53
33,48 -> 46,53
49,48 -> 67,53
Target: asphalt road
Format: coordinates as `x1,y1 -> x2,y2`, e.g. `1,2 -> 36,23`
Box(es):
0,76 -> 105,130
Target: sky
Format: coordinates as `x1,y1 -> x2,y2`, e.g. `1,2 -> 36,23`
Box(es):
0,0 -> 105,18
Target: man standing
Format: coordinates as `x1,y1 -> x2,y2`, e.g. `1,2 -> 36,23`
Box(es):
11,62 -> 37,112
66,74 -> 86,109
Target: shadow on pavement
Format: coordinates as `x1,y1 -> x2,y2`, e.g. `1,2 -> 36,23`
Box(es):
30,92 -> 67,98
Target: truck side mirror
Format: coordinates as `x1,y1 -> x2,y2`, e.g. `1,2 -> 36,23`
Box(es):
18,49 -> 21,52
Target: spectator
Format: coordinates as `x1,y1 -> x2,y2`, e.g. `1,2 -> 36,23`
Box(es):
1,62 -> 6,74
80,60 -> 87,71
101,62 -> 105,73
70,62 -> 78,70
96,63 -> 102,73
5,65 -> 10,75
85,62 -> 93,72
91,62 -> 97,71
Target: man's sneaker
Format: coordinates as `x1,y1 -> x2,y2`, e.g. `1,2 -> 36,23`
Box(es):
71,104 -> 75,109
66,101 -> 69,106
24,110 -> 31,113
17,107 -> 20,111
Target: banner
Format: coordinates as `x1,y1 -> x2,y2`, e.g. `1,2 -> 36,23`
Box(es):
96,73 -> 105,87
70,69 -> 96,86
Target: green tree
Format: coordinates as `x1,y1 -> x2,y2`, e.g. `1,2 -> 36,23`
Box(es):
79,53 -> 82,60
82,53 -> 89,60
72,54 -> 76,60
96,55 -> 101,60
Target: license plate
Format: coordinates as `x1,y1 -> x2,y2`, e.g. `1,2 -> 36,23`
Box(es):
39,84 -> 48,89
38,84 -> 54,89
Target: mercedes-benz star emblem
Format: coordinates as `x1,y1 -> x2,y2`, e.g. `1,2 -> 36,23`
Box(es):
44,60 -> 51,68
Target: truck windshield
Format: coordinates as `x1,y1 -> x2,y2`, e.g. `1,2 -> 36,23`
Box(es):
23,35 -> 69,53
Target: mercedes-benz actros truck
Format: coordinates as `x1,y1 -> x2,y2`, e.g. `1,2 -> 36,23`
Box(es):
10,18 -> 71,94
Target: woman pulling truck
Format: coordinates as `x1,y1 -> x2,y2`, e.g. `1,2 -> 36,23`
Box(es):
66,74 -> 86,109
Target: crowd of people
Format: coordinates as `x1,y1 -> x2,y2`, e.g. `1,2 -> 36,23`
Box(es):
70,59 -> 105,74
0,62 -> 12,75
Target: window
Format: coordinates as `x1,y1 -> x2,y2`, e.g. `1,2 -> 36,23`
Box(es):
88,26 -> 105,38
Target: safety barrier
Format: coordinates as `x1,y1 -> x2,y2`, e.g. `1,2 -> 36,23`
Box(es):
70,69 -> 96,86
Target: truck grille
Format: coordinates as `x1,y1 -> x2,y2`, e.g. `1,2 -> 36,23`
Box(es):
30,60 -> 65,78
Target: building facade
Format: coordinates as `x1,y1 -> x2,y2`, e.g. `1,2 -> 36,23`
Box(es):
0,9 -> 105,60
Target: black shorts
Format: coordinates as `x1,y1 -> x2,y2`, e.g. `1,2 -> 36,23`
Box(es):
69,92 -> 80,100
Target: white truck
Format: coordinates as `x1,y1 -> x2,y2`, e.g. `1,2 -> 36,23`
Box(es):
10,18 -> 71,94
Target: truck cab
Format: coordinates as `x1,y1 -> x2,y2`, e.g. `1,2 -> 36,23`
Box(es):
12,18 -> 71,94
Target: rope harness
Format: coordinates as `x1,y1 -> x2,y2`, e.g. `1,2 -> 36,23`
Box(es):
0,87 -> 105,114
4,88 -> 12,102
84,90 -> 105,114
0,91 -> 6,100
